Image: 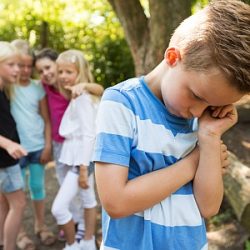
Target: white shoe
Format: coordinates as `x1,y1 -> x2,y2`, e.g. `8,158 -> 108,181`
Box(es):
63,241 -> 81,250
79,237 -> 96,250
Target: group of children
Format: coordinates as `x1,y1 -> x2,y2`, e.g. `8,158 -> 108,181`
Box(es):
0,1 -> 250,250
0,41 -> 102,250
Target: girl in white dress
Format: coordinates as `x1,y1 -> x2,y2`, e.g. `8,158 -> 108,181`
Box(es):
51,50 -> 98,250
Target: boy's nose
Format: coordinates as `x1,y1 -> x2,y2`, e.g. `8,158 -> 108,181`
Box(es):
191,104 -> 208,118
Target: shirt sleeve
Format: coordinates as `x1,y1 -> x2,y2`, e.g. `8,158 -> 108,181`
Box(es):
75,94 -> 97,165
93,89 -> 136,167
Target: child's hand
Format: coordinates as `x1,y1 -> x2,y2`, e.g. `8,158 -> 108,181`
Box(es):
6,141 -> 27,159
40,146 -> 51,164
220,141 -> 229,175
198,104 -> 238,140
78,165 -> 89,189
65,83 -> 87,99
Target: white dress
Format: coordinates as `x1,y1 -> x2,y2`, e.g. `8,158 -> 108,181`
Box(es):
59,93 -> 98,166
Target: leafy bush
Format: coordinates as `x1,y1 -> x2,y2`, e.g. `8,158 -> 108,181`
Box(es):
0,0 -> 135,88
246,240 -> 250,250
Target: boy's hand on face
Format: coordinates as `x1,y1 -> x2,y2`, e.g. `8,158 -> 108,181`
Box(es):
198,104 -> 238,140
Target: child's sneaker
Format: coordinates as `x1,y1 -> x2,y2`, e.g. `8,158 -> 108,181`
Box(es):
63,241 -> 80,250
79,237 -> 96,250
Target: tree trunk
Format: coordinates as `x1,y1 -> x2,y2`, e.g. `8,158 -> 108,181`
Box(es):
223,152 -> 250,233
107,0 -> 192,75
40,21 -> 48,48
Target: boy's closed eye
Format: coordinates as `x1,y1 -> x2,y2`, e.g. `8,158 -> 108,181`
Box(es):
192,92 -> 208,103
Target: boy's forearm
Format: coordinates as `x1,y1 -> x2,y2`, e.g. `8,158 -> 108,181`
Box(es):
96,149 -> 198,218
193,135 -> 224,218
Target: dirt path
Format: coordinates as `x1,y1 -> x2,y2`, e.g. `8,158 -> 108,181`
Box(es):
20,165 -> 102,250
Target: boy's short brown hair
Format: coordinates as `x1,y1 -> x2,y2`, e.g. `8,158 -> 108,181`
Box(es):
169,0 -> 250,93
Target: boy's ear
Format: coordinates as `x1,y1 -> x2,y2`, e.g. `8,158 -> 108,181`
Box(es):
164,47 -> 181,66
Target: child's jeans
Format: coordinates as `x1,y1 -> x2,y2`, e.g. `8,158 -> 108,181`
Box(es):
0,164 -> 24,193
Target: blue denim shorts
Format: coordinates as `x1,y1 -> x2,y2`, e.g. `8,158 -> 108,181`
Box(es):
19,149 -> 43,168
0,164 -> 24,193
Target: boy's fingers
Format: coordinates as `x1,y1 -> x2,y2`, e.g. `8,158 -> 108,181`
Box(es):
211,105 -> 235,118
218,105 -> 235,118
211,106 -> 223,117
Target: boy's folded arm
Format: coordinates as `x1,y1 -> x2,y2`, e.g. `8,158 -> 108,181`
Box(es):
95,147 -> 199,219
193,105 -> 238,219
193,135 -> 224,219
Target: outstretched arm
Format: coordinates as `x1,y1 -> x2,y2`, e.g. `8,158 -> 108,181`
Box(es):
66,82 -> 104,98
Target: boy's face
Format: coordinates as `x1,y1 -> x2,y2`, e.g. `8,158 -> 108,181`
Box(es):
0,56 -> 20,85
160,64 -> 243,119
18,54 -> 33,84
35,57 -> 57,86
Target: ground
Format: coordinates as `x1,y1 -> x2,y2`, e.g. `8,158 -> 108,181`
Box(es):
20,97 -> 250,250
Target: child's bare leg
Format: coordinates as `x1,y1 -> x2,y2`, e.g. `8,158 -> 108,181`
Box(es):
84,207 -> 96,240
0,193 -> 9,246
3,190 -> 26,250
61,219 -> 76,245
33,200 -> 45,229
33,200 -> 55,245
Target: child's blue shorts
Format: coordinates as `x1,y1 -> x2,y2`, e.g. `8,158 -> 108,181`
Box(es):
0,164 -> 24,193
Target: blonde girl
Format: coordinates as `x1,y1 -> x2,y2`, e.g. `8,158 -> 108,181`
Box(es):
52,50 -> 98,250
35,49 -> 103,242
0,41 -> 27,250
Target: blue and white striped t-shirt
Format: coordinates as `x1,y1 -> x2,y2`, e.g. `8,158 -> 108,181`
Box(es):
93,77 -> 208,250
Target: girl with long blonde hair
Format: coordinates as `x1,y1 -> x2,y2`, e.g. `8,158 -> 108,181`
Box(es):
52,49 -> 98,250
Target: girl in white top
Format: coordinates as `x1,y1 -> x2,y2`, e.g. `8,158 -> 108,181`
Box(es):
52,49 -> 98,250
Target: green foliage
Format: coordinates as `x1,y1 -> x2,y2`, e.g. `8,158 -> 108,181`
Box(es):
242,0 -> 250,4
0,0 -> 135,88
246,240 -> 250,250
90,37 -> 134,88
191,0 -> 208,12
